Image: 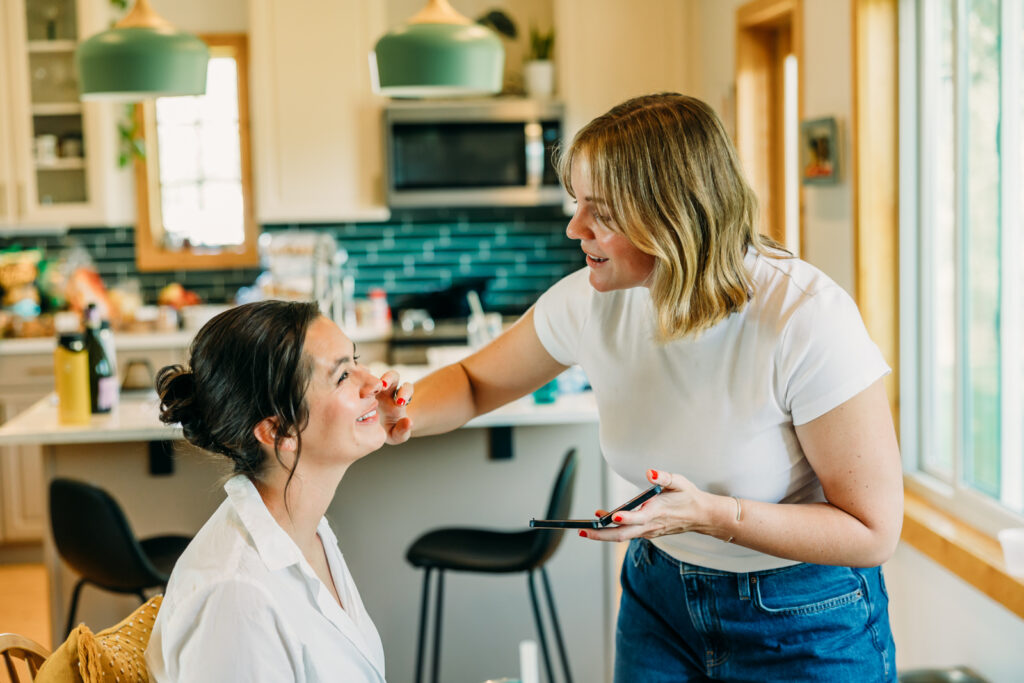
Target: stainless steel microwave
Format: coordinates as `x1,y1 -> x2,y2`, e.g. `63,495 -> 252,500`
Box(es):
383,98 -> 565,208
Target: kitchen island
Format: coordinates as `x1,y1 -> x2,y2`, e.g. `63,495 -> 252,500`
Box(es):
0,386 -> 618,683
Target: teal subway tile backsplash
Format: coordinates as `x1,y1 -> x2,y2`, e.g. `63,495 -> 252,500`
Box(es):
0,207 -> 580,315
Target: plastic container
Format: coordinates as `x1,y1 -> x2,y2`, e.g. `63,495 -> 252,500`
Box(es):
54,332 -> 90,425
997,528 -> 1024,577
368,288 -> 391,332
532,379 -> 559,404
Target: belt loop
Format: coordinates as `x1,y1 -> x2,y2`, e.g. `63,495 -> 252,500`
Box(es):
737,572 -> 751,600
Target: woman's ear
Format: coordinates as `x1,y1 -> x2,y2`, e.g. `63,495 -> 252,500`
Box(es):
253,418 -> 298,452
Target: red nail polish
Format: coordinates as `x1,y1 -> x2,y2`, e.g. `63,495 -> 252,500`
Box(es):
613,515 -> 622,523
648,469 -> 658,480
578,530 -> 587,538
381,380 -> 388,389
396,398 -> 406,406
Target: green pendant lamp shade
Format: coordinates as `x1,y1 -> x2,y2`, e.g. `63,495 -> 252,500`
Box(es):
372,0 -> 503,98
75,0 -> 209,101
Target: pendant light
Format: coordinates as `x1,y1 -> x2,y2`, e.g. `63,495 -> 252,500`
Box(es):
371,0 -> 503,98
76,0 -> 209,101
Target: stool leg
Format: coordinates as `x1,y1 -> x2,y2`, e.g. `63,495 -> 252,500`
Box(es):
540,567 -> 573,683
527,571 -> 556,683
65,578 -> 87,638
431,570 -> 445,683
414,568 -> 432,683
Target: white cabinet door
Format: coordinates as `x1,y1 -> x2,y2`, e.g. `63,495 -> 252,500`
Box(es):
0,12 -> 18,226
0,0 -> 133,230
249,0 -> 389,223
0,394 -> 46,542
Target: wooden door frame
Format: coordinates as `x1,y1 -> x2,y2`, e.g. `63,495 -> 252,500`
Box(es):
852,0 -> 899,424
735,0 -> 804,253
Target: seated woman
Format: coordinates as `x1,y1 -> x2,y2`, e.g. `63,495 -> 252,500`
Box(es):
145,301 -> 412,683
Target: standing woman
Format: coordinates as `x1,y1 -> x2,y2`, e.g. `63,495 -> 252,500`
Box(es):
146,301 -> 412,682
386,93 -> 902,681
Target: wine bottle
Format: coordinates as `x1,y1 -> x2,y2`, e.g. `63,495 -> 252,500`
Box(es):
83,304 -> 119,413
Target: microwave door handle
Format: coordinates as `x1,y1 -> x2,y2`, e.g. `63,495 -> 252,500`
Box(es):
525,122 -> 543,188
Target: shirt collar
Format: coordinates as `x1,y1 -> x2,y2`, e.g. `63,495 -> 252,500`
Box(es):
224,474 -> 303,572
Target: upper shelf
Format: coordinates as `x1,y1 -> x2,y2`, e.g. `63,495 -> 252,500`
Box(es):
32,103 -> 82,116
27,40 -> 76,53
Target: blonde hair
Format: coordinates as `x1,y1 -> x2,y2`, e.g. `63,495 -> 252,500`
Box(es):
556,93 -> 787,341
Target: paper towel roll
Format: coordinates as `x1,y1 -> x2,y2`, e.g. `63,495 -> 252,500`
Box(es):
519,639 -> 539,683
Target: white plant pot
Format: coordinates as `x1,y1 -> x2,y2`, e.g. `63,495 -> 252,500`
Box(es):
523,60 -> 554,98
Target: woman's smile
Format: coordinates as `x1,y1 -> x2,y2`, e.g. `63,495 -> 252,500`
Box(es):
355,407 -> 378,423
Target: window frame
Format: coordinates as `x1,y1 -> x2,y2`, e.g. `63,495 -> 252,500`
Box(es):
133,33 -> 259,272
898,0 -> 1024,537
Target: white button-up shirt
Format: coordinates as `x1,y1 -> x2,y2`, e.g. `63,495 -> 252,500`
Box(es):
146,475 -> 386,682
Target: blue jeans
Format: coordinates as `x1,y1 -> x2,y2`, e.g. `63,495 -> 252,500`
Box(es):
615,539 -> 896,682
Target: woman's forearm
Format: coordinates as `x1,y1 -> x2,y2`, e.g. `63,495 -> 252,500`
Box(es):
407,363 -> 480,436
701,493 -> 903,568
405,309 -> 569,438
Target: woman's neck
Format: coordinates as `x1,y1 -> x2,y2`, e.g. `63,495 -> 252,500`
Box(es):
254,465 -> 347,558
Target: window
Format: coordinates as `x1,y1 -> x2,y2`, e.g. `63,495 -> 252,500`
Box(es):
134,34 -> 258,272
900,0 -> 1023,533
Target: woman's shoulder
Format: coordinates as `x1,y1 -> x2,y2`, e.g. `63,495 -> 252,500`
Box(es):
163,499 -> 268,599
750,251 -> 842,301
744,252 -> 862,339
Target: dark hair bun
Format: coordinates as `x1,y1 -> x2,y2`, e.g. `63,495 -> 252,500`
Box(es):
156,365 -> 222,454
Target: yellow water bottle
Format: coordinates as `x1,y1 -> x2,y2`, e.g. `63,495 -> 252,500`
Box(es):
55,332 -> 91,425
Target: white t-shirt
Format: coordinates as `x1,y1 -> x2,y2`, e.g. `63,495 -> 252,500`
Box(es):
145,475 -> 386,682
533,249 -> 890,572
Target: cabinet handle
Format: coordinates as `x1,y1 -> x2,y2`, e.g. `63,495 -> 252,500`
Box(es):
16,181 -> 26,215
26,366 -> 54,377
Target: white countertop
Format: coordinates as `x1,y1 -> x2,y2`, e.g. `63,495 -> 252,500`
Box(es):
0,387 -> 598,446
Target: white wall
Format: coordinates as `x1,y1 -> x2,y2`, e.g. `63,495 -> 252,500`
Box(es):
155,0 -> 248,33
690,1 -> 1024,679
689,0 -> 854,293
886,544 -> 1024,682
554,0 -> 691,136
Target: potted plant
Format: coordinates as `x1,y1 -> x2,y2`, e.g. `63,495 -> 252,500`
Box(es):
524,25 -> 555,98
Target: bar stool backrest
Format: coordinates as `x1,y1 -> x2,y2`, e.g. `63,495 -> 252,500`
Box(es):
528,448 -> 578,568
49,478 -> 166,592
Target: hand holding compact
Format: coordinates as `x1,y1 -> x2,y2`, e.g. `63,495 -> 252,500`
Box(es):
377,370 -> 414,444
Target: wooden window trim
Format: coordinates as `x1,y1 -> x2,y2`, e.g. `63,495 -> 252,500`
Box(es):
134,33 -> 259,272
853,0 -> 1024,617
902,488 -> 1024,620
735,0 -> 804,252
851,0 -> 899,425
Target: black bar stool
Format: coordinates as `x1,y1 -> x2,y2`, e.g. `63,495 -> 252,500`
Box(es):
49,478 -> 192,637
406,448 -> 578,683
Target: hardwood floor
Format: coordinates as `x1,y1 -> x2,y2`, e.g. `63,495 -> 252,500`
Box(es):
0,563 -> 50,649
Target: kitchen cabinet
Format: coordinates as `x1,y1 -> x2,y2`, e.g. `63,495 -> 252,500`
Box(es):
0,341 -> 187,545
0,353 -> 52,542
0,0 -> 132,230
248,0 -> 390,223
0,394 -> 47,542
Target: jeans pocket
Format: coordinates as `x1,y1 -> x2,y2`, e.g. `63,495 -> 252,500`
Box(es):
751,564 -> 865,616
629,538 -> 651,570
877,566 -> 890,600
